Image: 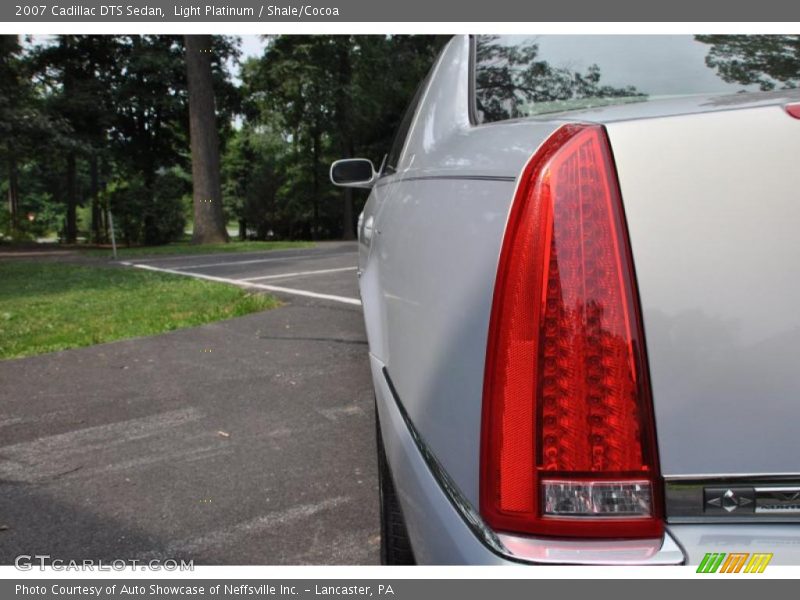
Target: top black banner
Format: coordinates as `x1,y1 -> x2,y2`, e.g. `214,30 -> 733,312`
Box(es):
5,0 -> 800,22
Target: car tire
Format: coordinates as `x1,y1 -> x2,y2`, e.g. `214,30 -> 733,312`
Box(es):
376,408 -> 416,565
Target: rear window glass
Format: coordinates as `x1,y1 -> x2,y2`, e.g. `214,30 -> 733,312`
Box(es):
474,35 -> 800,123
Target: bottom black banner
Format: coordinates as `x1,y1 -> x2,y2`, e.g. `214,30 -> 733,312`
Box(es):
2,579 -> 794,600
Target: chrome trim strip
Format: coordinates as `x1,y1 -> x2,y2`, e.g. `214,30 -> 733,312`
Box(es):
375,174 -> 516,189
665,473 -> 800,481
381,367 -> 684,565
400,175 -> 517,182
498,531 -> 685,566
665,477 -> 800,523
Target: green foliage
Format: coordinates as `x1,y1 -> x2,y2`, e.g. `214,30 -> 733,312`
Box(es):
2,34 -> 446,245
0,261 -> 280,359
0,35 -> 74,153
105,177 -> 148,245
1,34 -> 241,246
106,169 -> 188,246
229,34 -> 448,240
0,208 -> 50,241
222,124 -> 283,239
148,168 -> 190,245
1,35 -> 74,239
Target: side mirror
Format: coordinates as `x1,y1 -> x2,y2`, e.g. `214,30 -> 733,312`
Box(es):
330,158 -> 378,189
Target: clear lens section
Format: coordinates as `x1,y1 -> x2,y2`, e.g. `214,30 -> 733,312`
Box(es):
543,480 -> 653,517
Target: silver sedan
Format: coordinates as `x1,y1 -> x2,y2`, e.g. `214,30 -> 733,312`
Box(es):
331,34 -> 800,566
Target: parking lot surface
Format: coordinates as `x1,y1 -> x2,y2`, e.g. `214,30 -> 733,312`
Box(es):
0,241 -> 379,565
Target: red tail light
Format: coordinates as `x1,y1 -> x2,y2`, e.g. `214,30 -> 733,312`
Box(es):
785,103 -> 800,120
480,124 -> 662,539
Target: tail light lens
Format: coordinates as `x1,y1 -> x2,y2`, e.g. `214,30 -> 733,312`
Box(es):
480,124 -> 662,539
785,103 -> 800,120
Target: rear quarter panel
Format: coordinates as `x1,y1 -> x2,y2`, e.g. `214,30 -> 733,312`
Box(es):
360,36 -> 560,508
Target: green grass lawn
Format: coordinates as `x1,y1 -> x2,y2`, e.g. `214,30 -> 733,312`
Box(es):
82,240 -> 313,259
0,262 -> 280,360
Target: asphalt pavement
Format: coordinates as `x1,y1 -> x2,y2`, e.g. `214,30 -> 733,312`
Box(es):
0,241 -> 379,565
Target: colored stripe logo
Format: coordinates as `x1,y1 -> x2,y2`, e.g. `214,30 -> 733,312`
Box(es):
697,552 -> 773,573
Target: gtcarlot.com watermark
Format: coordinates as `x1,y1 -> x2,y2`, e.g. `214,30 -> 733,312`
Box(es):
14,554 -> 194,572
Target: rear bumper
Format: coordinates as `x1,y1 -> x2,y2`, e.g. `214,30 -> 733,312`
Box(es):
372,353 -> 800,565
667,524 -> 800,566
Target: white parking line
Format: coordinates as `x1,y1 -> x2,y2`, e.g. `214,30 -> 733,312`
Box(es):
133,251 -> 353,270
122,262 -> 362,307
239,266 -> 357,282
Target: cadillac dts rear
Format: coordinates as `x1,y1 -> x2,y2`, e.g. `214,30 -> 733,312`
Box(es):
360,34 -> 800,566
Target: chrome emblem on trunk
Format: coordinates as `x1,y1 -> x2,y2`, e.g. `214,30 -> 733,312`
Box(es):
704,487 -> 755,514
702,486 -> 800,515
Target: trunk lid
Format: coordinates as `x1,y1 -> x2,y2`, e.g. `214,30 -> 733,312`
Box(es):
604,101 -> 800,478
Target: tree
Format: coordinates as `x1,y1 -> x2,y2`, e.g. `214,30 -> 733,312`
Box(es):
331,37 -> 356,240
110,35 -> 188,245
184,35 -> 229,244
237,35 -> 447,241
222,124 -> 284,240
1,35 -> 73,240
5,35 -> 450,246
254,36 -> 333,240
695,35 -> 800,90
474,36 -> 644,122
31,35 -> 119,242
0,35 -> 26,234
108,35 -> 237,246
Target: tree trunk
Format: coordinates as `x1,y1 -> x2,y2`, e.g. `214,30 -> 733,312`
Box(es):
7,156 -> 19,233
66,152 -> 77,243
311,128 -> 320,241
185,34 -> 228,245
102,197 -> 109,243
90,154 -> 101,243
